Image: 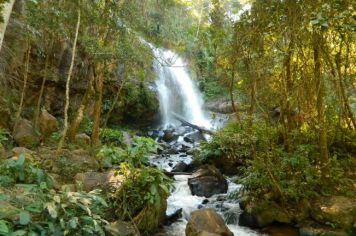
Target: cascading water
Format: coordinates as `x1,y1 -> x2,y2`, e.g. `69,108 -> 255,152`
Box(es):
148,45 -> 262,236
152,47 -> 211,129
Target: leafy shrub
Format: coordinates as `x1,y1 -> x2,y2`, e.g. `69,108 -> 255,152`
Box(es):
0,155 -> 52,187
100,128 -> 123,146
97,136 -> 157,168
0,186 -> 109,236
111,164 -> 171,233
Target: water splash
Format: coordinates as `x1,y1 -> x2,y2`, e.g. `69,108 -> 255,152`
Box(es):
152,47 -> 211,129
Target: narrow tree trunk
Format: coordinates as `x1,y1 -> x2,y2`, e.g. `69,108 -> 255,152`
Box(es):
229,70 -> 237,113
56,9 -> 81,156
103,74 -> 127,128
34,43 -> 52,130
68,69 -> 94,142
14,42 -> 31,127
0,0 -> 15,53
91,66 -> 104,147
313,31 -> 328,164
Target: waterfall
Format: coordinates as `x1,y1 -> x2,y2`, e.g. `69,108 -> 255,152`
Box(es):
152,47 -> 211,129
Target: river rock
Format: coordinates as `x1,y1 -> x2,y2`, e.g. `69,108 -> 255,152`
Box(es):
172,161 -> 188,172
239,200 -> 292,228
13,119 -> 40,147
188,165 -> 228,197
74,170 -> 124,191
38,109 -> 58,139
162,129 -> 178,142
105,221 -> 139,236
164,208 -> 182,226
185,208 -> 233,236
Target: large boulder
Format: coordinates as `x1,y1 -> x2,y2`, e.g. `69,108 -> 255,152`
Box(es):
75,133 -> 91,147
188,165 -> 228,197
74,171 -> 124,191
310,196 -> 356,232
38,109 -> 58,139
13,119 -> 39,147
239,200 -> 292,228
105,221 -> 139,236
186,208 -> 233,236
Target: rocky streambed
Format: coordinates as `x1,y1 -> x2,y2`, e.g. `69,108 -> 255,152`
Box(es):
147,124 -> 263,236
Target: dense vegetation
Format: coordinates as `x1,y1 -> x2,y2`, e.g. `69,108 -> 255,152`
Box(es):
0,0 -> 354,235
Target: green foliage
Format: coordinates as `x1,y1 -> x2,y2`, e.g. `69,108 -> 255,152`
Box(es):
100,128 -> 123,146
0,128 -> 9,145
0,155 -> 51,187
111,164 -> 171,233
47,131 -> 62,145
98,136 -> 157,168
0,186 -> 109,236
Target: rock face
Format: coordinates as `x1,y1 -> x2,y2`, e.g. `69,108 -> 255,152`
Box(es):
205,99 -> 234,114
74,171 -> 123,191
38,109 -> 58,139
185,208 -> 233,236
105,221 -> 139,236
13,119 -> 39,147
188,165 -> 228,197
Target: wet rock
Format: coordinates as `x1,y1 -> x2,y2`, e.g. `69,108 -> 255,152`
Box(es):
164,208 -> 182,226
75,133 -> 91,147
310,196 -> 356,231
186,208 -> 233,236
38,109 -> 58,139
74,170 -> 124,191
185,131 -> 205,143
13,119 -> 40,147
168,162 -> 173,167
188,165 -> 228,197
224,209 -> 238,224
239,200 -> 292,228
162,129 -> 178,142
184,136 -> 194,143
162,147 -> 179,155
202,199 -> 209,205
205,99 -> 234,114
172,161 -> 188,172
176,126 -> 187,135
105,221 -> 139,236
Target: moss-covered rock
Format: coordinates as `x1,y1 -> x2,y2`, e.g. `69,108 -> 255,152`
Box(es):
12,119 -> 40,148
310,196 -> 356,232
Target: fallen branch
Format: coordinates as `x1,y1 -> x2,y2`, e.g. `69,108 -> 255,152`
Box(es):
171,112 -> 214,135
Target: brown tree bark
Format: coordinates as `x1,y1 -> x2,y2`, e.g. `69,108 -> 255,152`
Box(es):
313,31 -> 328,164
67,67 -> 94,142
91,65 -> 105,147
56,9 -> 81,156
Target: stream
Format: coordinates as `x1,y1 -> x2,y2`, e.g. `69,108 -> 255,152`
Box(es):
147,46 -> 263,235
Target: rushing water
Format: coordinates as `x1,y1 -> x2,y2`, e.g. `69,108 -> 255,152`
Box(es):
150,46 -> 262,235
152,47 -> 211,129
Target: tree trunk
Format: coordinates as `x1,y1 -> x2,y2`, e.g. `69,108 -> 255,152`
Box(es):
0,0 -> 15,53
14,42 -> 31,127
91,66 -> 104,147
34,42 -> 52,130
56,9 -> 81,156
67,68 -> 94,142
103,73 -> 127,128
313,31 -> 328,164
229,70 -> 237,113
